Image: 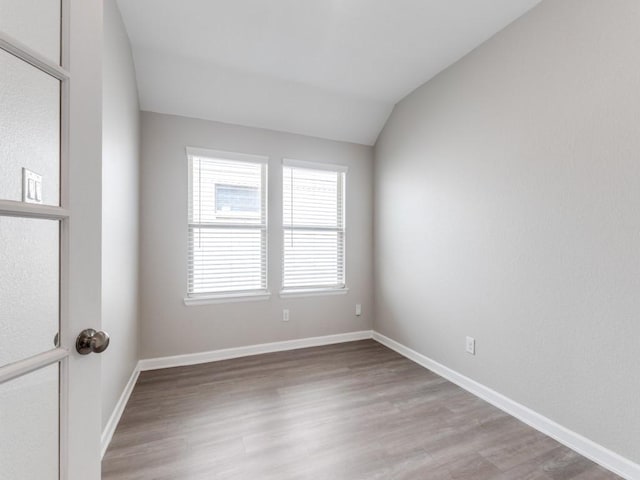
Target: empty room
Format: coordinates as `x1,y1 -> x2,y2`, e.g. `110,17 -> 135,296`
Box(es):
0,0 -> 638,479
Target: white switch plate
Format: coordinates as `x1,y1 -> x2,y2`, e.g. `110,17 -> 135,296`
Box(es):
465,336 -> 475,355
22,168 -> 43,204
282,309 -> 290,322
355,304 -> 362,316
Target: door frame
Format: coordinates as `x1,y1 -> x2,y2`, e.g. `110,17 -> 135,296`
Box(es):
65,0 -> 103,478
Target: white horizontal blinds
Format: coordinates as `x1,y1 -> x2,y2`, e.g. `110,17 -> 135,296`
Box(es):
283,163 -> 345,290
188,151 -> 267,295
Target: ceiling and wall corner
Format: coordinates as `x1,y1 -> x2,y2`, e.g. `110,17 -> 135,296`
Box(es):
115,0 -> 542,145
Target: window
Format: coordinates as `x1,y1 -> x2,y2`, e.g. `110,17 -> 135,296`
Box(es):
187,148 -> 268,298
282,159 -> 346,292
215,185 -> 260,214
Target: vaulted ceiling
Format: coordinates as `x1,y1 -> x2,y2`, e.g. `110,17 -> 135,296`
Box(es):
117,0 -> 541,145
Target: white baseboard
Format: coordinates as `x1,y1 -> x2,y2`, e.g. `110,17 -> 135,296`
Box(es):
138,330 -> 374,371
103,329 -> 638,479
101,366 -> 140,459
372,331 -> 640,480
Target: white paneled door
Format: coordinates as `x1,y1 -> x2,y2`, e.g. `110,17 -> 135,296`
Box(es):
0,1 -> 103,479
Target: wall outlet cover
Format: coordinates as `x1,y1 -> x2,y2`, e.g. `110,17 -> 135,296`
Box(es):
465,336 -> 475,355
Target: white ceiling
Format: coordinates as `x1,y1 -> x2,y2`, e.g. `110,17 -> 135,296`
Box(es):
117,0 -> 541,145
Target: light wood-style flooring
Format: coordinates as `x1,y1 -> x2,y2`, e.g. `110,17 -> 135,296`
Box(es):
102,340 -> 621,479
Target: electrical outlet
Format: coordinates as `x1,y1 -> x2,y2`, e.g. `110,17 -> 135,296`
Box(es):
282,309 -> 290,322
465,336 -> 475,355
355,304 -> 362,316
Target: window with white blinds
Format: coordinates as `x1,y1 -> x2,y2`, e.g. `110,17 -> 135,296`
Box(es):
282,159 -> 346,291
187,148 -> 268,296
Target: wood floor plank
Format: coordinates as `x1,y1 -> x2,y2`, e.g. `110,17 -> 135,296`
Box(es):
102,340 -> 621,480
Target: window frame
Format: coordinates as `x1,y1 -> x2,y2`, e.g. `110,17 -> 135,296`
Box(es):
280,158 -> 348,296
185,147 -> 269,304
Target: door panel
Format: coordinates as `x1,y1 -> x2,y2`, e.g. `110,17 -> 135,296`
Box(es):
0,49 -> 61,206
0,363 -> 59,480
0,216 -> 59,367
0,1 -> 103,479
0,0 -> 61,63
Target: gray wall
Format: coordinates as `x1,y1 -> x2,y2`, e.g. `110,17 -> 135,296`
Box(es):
374,0 -> 640,464
140,112 -> 373,359
101,0 -> 140,430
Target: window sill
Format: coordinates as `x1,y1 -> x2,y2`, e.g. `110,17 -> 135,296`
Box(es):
184,291 -> 271,306
279,288 -> 349,299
